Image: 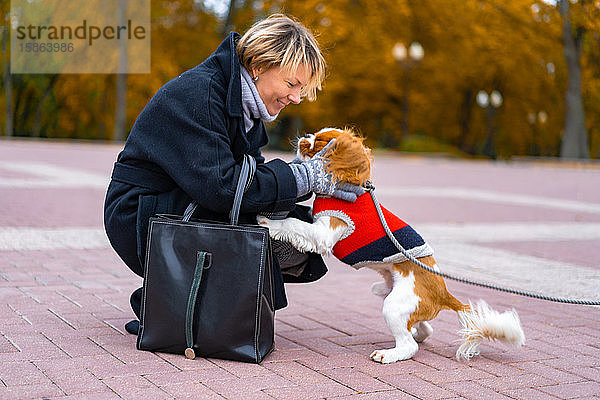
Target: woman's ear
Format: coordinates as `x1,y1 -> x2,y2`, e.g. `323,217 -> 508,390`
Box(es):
251,66 -> 262,79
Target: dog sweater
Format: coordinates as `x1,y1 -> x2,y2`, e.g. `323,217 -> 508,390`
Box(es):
312,193 -> 433,269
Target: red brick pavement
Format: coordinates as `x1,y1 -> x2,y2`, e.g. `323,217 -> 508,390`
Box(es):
0,139 -> 599,399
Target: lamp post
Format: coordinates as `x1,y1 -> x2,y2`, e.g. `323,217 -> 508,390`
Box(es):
528,111 -> 548,156
392,42 -> 424,141
476,90 -> 503,159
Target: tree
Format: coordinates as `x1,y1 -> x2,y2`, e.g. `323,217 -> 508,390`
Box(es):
0,0 -> 598,159
558,0 -> 589,159
1,24 -> 11,137
221,0 -> 237,37
266,0 -> 566,158
113,1 -> 129,141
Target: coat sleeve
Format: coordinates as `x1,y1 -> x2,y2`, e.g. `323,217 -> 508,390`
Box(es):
122,71 -> 297,215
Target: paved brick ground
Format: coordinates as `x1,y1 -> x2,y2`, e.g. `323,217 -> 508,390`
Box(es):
0,138 -> 599,399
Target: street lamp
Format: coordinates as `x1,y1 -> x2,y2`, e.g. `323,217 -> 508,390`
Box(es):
477,89 -> 503,158
392,41 -> 424,141
528,110 -> 548,156
392,42 -> 424,64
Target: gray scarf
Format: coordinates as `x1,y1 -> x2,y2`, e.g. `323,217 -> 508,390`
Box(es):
240,67 -> 278,132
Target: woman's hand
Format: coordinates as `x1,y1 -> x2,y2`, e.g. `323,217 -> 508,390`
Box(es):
289,140 -> 365,202
329,182 -> 366,202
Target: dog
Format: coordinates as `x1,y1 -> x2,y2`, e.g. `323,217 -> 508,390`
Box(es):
258,127 -> 525,363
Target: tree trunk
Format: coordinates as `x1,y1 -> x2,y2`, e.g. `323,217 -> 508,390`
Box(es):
33,75 -> 59,137
559,0 -> 589,159
113,1 -> 128,141
221,0 -> 236,37
2,26 -> 12,137
114,74 -> 127,141
98,76 -> 110,141
458,88 -> 474,154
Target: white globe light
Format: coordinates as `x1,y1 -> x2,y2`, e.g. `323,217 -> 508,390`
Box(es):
490,90 -> 503,108
392,42 -> 407,62
476,91 -> 489,108
408,42 -> 424,61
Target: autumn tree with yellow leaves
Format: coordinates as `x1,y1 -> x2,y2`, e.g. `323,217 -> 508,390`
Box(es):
1,0 -> 221,140
1,0 -> 599,159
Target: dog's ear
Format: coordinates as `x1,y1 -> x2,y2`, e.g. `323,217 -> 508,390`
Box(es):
316,130 -> 341,146
312,130 -> 342,156
325,128 -> 372,186
354,144 -> 372,184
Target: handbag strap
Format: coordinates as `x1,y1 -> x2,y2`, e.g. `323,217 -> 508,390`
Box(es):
230,154 -> 256,225
184,251 -> 212,359
182,155 -> 256,224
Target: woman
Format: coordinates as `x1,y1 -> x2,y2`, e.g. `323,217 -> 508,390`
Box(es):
104,14 -> 362,334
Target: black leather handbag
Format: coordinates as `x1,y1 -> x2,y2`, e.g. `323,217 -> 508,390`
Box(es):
137,155 -> 275,363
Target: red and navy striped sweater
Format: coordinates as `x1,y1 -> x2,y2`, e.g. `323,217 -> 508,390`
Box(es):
312,193 -> 433,269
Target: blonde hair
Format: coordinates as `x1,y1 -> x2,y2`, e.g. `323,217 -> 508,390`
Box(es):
236,14 -> 326,102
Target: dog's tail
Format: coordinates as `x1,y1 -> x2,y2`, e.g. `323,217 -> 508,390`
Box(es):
454,300 -> 525,361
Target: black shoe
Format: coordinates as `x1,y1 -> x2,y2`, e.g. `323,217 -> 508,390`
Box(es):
130,287 -> 143,319
125,319 -> 140,335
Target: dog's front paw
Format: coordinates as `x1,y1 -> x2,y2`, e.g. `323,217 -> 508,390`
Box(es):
256,215 -> 285,239
370,344 -> 417,364
256,215 -> 270,226
370,349 -> 403,364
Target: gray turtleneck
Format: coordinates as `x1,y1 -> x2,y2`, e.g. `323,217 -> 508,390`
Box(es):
240,67 -> 278,132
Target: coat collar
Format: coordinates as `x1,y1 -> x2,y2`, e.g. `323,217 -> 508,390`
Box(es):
212,32 -> 243,118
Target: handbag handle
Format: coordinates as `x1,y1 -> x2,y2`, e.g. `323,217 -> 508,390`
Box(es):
229,154 -> 256,225
182,155 -> 256,225
184,251 -> 212,359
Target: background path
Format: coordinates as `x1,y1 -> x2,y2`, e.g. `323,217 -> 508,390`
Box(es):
0,139 -> 598,399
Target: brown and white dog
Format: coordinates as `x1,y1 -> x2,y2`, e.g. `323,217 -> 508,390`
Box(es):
258,127 -> 525,363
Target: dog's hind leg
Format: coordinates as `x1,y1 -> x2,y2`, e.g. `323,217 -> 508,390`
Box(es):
370,271 -> 419,363
411,321 -> 433,343
370,266 -> 394,297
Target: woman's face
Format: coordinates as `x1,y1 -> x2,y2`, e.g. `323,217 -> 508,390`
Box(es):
252,64 -> 309,116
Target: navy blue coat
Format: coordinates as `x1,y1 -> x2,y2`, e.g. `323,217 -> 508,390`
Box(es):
104,32 -> 327,311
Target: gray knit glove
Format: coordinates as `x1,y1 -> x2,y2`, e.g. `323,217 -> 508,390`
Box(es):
289,139 -> 365,202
